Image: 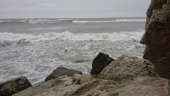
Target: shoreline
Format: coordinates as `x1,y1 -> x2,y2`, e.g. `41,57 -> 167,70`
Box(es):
0,53 -> 168,96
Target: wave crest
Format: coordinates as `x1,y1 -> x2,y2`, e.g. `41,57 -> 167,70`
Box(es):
0,30 -> 144,42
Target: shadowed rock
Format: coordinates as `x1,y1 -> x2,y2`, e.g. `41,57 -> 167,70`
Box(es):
141,0 -> 170,78
45,67 -> 82,81
91,52 -> 114,75
0,77 -> 31,96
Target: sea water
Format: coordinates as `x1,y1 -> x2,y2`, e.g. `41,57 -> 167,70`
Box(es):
0,18 -> 146,84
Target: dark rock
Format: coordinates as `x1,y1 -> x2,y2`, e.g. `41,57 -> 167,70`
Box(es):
91,52 -> 114,75
45,67 -> 82,81
0,76 -> 31,96
145,0 -> 167,26
141,0 -> 170,78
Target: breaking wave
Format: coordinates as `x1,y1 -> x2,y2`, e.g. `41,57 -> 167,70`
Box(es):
0,18 -> 73,24
0,18 -> 145,24
0,30 -> 144,42
115,19 -> 146,22
72,20 -> 115,24
0,30 -> 145,84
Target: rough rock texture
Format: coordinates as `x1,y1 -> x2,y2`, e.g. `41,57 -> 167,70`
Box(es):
12,56 -> 169,96
141,0 -> 170,78
0,77 -> 31,96
145,0 -> 167,26
45,67 -> 82,81
13,75 -> 119,96
13,75 -> 168,96
91,52 -> 114,75
99,55 -> 158,83
114,76 -> 169,96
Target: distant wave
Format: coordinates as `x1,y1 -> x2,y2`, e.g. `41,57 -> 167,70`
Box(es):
0,18 -> 73,24
115,19 -> 146,22
72,20 -> 115,24
0,18 -> 146,24
72,19 -> 145,24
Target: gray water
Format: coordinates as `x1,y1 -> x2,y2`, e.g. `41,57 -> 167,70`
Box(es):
0,18 -> 146,84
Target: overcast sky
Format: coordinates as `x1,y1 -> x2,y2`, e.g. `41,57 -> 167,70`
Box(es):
0,0 -> 150,18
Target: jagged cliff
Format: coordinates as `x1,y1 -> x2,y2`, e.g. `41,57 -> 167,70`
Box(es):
141,0 -> 170,78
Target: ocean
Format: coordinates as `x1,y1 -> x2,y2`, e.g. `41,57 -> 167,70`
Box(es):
0,17 -> 146,84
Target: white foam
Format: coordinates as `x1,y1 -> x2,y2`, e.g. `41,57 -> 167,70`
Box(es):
0,31 -> 145,84
57,18 -> 73,21
115,19 -> 146,22
0,18 -> 146,24
72,19 -> 146,24
0,19 -> 63,24
27,19 -> 63,24
72,20 -> 115,24
0,30 -> 144,42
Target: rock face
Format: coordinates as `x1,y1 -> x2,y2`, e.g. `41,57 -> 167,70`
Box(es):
114,76 -> 169,96
13,75 -> 119,96
13,75 -> 168,96
141,0 -> 170,78
0,77 -> 31,96
45,67 -> 82,81
99,55 -> 158,83
145,0 -> 167,26
91,52 -> 114,75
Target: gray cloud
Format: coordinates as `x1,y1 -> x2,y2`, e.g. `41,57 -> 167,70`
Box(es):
0,0 -> 150,18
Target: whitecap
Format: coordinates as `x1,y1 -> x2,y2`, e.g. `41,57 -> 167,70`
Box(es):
72,20 -> 115,24
0,30 -> 145,84
0,30 -> 144,42
115,19 -> 146,22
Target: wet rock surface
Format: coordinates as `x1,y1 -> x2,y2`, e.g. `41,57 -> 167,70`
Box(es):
91,52 -> 114,75
141,0 -> 170,78
45,67 -> 82,81
0,77 -> 31,96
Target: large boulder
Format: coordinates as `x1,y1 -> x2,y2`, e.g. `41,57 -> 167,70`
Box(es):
0,77 -> 31,96
141,0 -> 170,78
13,75 -> 169,96
91,52 -> 114,75
45,67 -> 82,81
13,75 -> 119,96
99,55 -> 158,83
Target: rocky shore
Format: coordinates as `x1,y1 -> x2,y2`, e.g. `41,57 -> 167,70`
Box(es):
1,0 -> 170,95
0,53 -> 169,96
